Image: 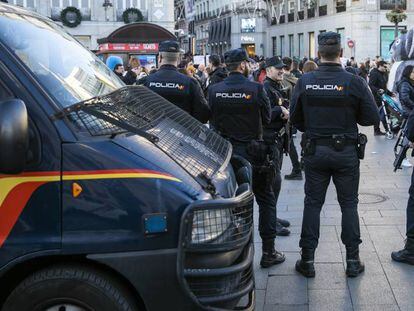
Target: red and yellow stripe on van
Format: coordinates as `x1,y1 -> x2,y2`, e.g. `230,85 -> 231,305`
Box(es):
0,169 -> 180,248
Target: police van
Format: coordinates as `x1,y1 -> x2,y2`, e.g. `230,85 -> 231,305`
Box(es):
0,4 -> 254,311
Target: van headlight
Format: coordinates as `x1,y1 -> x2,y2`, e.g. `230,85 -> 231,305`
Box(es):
191,209 -> 232,243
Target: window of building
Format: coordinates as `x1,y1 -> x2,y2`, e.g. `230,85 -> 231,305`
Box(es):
289,34 -> 294,57
279,35 -> 285,57
308,32 -> 315,58
272,36 -> 277,56
288,1 -> 295,13
336,28 -> 345,50
9,0 -> 36,7
298,33 -> 304,58
51,0 -> 91,8
380,0 -> 406,10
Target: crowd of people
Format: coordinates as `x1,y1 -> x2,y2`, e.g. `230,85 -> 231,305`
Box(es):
105,37 -> 414,273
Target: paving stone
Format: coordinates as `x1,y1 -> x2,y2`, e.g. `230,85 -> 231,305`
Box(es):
308,289 -> 352,311
314,241 -> 343,263
265,275 -> 308,305
383,262 -> 414,289
347,273 -> 397,306
392,288 -> 414,311
353,305 -> 400,311
263,305 -> 309,311
308,263 -> 347,290
268,252 -> 300,276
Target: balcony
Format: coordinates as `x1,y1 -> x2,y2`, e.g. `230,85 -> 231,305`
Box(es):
307,8 -> 315,18
319,5 -> 327,16
298,11 -> 304,20
288,12 -> 294,22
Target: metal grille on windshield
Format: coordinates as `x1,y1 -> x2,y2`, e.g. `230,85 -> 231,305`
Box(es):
58,86 -> 232,181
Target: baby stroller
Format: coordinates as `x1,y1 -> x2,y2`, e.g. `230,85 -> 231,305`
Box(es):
380,93 -> 404,139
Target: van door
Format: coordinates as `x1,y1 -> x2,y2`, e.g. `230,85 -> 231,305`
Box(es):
0,63 -> 61,266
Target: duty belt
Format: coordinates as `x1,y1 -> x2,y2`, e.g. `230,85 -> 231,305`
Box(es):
314,138 -> 357,146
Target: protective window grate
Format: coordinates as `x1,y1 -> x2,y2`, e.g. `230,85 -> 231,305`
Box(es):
62,86 -> 232,180
186,265 -> 253,298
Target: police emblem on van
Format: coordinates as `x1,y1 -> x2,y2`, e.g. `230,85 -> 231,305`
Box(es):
306,85 -> 344,91
216,93 -> 252,99
149,82 -> 185,90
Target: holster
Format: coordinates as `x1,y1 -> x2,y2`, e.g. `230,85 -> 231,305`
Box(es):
356,134 -> 368,160
247,140 -> 276,190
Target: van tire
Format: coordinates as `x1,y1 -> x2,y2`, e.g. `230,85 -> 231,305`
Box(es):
2,264 -> 139,311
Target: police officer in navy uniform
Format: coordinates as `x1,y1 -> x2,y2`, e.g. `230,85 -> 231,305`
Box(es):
392,110 -> 414,265
139,40 -> 210,123
263,56 -> 292,237
209,48 -> 286,268
290,32 -> 379,278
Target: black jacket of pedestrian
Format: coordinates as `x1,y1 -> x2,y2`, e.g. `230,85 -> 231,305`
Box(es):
123,70 -> 138,85
397,77 -> 414,116
209,67 -> 228,86
369,68 -> 391,104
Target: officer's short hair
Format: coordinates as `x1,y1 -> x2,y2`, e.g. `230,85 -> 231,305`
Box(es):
159,51 -> 180,65
318,44 -> 341,61
226,61 -> 243,72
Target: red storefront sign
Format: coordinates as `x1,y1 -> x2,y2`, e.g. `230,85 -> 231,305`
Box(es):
98,43 -> 159,53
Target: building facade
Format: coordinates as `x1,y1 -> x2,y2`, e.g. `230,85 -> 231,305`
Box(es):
191,0 -> 267,57
265,0 -> 414,61
6,0 -> 174,50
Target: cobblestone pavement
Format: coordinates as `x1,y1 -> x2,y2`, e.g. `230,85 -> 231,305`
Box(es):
252,128 -> 413,311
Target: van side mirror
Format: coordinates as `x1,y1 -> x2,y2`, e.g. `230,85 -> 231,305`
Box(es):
0,99 -> 29,174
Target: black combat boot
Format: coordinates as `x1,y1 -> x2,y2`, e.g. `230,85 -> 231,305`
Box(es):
392,238 -> 414,265
284,169 -> 303,180
277,218 -> 291,228
276,222 -> 291,236
346,246 -> 365,277
295,249 -> 315,278
260,239 -> 286,268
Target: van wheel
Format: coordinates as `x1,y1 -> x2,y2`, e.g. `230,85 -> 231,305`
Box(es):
2,264 -> 139,311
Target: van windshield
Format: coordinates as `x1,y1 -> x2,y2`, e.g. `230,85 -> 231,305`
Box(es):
0,9 -> 124,108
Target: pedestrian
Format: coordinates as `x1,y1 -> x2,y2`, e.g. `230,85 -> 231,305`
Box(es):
138,40 -> 210,123
369,60 -> 392,135
195,63 -> 208,87
290,32 -> 380,278
113,64 -> 126,83
392,108 -> 414,265
396,65 -> 414,117
209,48 -> 286,268
358,62 -> 368,81
302,60 -> 318,73
282,56 -> 303,181
206,54 -> 228,90
291,59 -> 303,78
263,56 -> 293,237
123,57 -> 140,85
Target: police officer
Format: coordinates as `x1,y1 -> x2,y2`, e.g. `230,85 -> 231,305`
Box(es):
139,40 -> 210,123
392,109 -> 414,265
209,48 -> 285,268
263,56 -> 292,237
290,32 -> 380,278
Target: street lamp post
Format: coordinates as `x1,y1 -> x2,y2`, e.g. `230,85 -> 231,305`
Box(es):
103,0 -> 113,22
